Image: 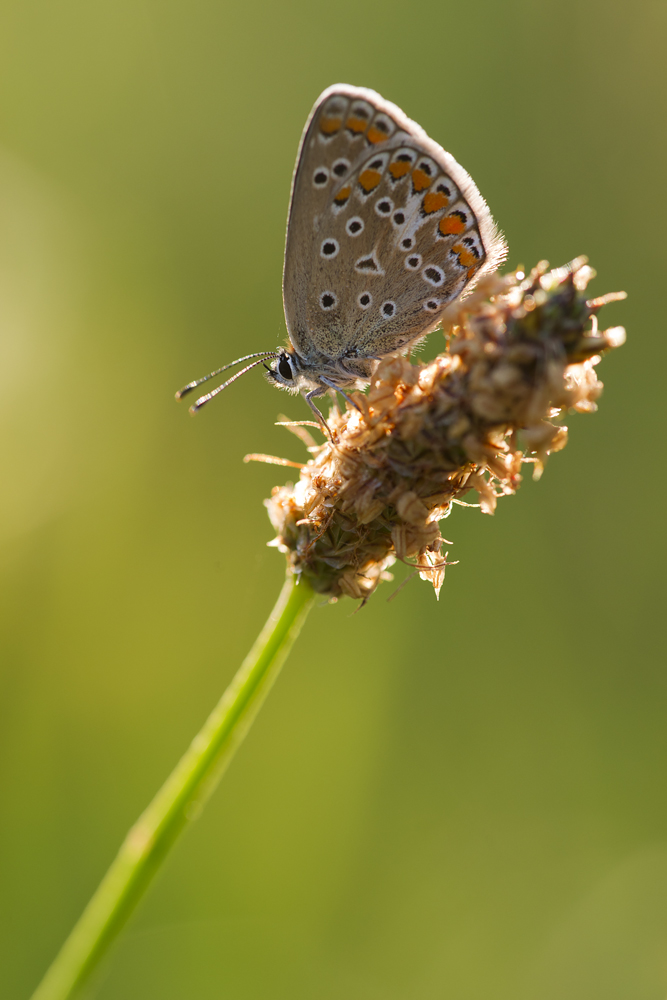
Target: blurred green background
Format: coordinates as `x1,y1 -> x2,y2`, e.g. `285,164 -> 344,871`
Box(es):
0,0 -> 665,997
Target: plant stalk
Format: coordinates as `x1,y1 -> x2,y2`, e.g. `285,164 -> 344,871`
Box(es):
30,573 -> 314,1000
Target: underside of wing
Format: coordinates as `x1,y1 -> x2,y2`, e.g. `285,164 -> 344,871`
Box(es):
283,85 -> 507,363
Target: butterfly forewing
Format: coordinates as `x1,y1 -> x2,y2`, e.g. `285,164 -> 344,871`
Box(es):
283,85 -> 506,364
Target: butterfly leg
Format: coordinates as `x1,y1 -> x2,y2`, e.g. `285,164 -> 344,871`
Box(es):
319,376 -> 362,414
304,387 -> 333,441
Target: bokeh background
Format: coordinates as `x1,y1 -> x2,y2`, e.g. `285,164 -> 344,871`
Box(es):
1,0 -> 665,997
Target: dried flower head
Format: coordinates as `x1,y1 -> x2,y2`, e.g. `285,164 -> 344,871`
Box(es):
253,259 -> 625,602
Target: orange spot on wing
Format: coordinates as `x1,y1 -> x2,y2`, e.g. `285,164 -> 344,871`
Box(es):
334,185 -> 351,205
439,214 -> 466,236
358,169 -> 382,192
411,168 -> 431,192
367,125 -> 388,144
389,160 -> 411,179
422,191 -> 449,214
467,267 -> 477,280
346,116 -> 368,134
320,116 -> 342,135
452,243 -> 477,268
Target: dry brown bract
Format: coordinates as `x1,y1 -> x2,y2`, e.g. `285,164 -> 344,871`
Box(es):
258,259 -> 626,602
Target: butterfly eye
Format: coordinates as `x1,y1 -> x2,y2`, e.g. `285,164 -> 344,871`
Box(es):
278,356 -> 293,380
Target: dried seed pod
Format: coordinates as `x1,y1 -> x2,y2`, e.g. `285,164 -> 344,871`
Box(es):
259,259 -> 625,602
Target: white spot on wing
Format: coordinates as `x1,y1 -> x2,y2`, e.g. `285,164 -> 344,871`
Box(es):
422,265 -> 445,286
354,251 -> 385,277
320,238 -> 340,259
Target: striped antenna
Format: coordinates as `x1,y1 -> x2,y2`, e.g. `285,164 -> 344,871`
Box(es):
188,356 -> 277,414
175,351 -> 277,401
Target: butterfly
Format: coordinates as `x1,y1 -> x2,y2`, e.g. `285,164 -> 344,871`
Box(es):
177,84 -> 506,425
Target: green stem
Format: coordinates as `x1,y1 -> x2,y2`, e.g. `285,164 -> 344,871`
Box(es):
30,574 -> 314,1000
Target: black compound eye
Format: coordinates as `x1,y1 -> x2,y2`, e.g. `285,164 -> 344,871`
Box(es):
278,356 -> 293,380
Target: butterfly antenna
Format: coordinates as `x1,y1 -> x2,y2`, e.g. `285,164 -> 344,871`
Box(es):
189,357 -> 276,414
176,352 -> 277,400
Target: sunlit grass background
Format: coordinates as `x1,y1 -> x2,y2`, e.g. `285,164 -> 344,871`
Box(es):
1,0 -> 665,997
